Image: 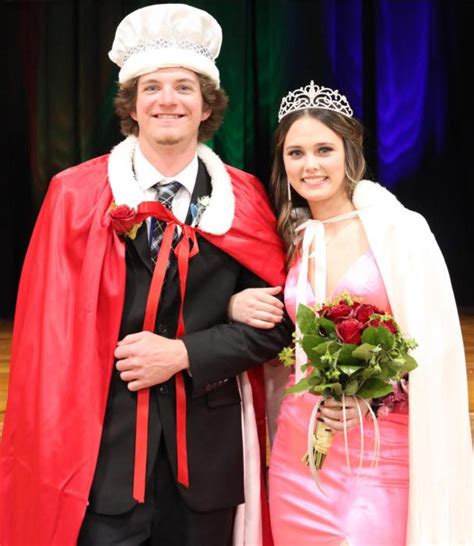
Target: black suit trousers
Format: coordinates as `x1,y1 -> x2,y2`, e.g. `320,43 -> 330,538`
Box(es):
79,439 -> 234,546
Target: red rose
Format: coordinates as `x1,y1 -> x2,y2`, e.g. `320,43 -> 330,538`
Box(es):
366,318 -> 397,334
355,303 -> 384,323
109,204 -> 138,235
336,318 -> 363,344
110,204 -> 135,220
321,303 -> 353,322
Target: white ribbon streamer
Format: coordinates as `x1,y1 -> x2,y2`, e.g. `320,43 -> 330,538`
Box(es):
294,210 -> 360,384
297,210 -> 382,489
307,395 -> 381,492
307,397 -> 327,494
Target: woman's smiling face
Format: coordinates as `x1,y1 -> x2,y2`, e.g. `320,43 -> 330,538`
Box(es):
283,115 -> 347,210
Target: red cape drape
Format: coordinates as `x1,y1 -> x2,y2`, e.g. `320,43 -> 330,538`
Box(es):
0,155 -> 285,545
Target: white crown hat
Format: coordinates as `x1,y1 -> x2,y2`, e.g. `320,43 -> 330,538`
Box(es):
278,81 -> 353,122
109,3 -> 222,87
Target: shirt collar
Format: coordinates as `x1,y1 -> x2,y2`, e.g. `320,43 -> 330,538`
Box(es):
133,143 -> 198,195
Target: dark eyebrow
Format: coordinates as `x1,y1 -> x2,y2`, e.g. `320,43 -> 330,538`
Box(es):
284,142 -> 336,150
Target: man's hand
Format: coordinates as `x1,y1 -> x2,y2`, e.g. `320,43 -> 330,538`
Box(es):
115,331 -> 190,391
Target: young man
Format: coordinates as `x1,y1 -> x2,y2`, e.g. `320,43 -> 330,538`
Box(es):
0,4 -> 291,545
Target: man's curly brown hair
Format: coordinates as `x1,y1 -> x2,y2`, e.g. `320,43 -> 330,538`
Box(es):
114,73 -> 228,142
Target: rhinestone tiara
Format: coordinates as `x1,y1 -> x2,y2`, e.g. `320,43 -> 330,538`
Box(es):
278,81 -> 353,122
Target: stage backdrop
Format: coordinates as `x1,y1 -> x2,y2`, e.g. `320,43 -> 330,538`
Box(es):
3,0 -> 474,318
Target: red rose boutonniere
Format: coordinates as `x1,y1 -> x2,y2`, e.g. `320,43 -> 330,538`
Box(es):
109,203 -> 142,240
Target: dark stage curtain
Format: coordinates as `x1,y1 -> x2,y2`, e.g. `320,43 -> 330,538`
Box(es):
3,0 -> 474,318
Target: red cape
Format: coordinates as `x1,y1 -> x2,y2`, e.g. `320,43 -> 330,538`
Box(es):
0,155 -> 285,545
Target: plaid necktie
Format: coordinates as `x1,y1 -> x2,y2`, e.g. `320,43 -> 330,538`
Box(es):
149,180 -> 182,262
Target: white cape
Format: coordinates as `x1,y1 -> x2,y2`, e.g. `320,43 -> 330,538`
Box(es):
353,180 -> 472,545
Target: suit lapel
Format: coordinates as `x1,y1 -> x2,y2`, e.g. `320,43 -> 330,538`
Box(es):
167,159 -> 211,283
185,158 -> 212,225
129,222 -> 154,275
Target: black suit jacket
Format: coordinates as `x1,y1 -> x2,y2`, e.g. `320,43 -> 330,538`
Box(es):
89,160 -> 292,514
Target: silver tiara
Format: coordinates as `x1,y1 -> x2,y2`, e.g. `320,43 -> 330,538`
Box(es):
278,81 -> 353,122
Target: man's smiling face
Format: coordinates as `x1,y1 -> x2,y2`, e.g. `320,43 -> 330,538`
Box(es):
131,67 -> 211,148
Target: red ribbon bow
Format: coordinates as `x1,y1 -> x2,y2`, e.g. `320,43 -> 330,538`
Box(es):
112,201 -> 199,502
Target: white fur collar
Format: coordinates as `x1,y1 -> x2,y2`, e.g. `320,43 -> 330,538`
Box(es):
292,180 -> 401,226
352,179 -> 401,210
107,135 -> 234,235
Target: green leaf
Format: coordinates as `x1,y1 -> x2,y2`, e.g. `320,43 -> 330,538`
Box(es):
362,326 -> 394,349
313,341 -> 336,357
361,327 -> 379,345
322,382 -> 342,398
362,365 -> 382,380
301,334 -> 327,362
377,362 -> 395,381
338,343 -> 360,365
391,356 -> 407,369
352,343 -> 375,360
307,384 -> 326,395
384,353 -> 417,376
285,377 -> 311,395
344,378 -> 359,395
377,327 -> 395,349
338,364 -> 364,376
308,371 -> 323,385
296,304 -> 317,334
318,316 -> 336,335
403,354 -> 418,372
357,378 -> 394,399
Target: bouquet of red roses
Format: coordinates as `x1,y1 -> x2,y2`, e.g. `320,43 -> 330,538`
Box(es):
279,292 -> 418,480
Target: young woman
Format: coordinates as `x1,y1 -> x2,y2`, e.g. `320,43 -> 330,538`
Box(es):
228,82 -> 472,545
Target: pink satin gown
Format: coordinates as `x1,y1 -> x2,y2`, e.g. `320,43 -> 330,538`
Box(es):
269,250 -> 409,546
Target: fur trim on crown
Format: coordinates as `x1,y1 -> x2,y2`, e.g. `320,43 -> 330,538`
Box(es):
352,179 -> 401,210
107,135 -> 234,235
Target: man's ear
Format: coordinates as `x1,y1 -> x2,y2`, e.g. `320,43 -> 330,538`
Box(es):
201,107 -> 212,122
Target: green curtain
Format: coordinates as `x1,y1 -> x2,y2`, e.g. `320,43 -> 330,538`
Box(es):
26,0 -> 288,205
